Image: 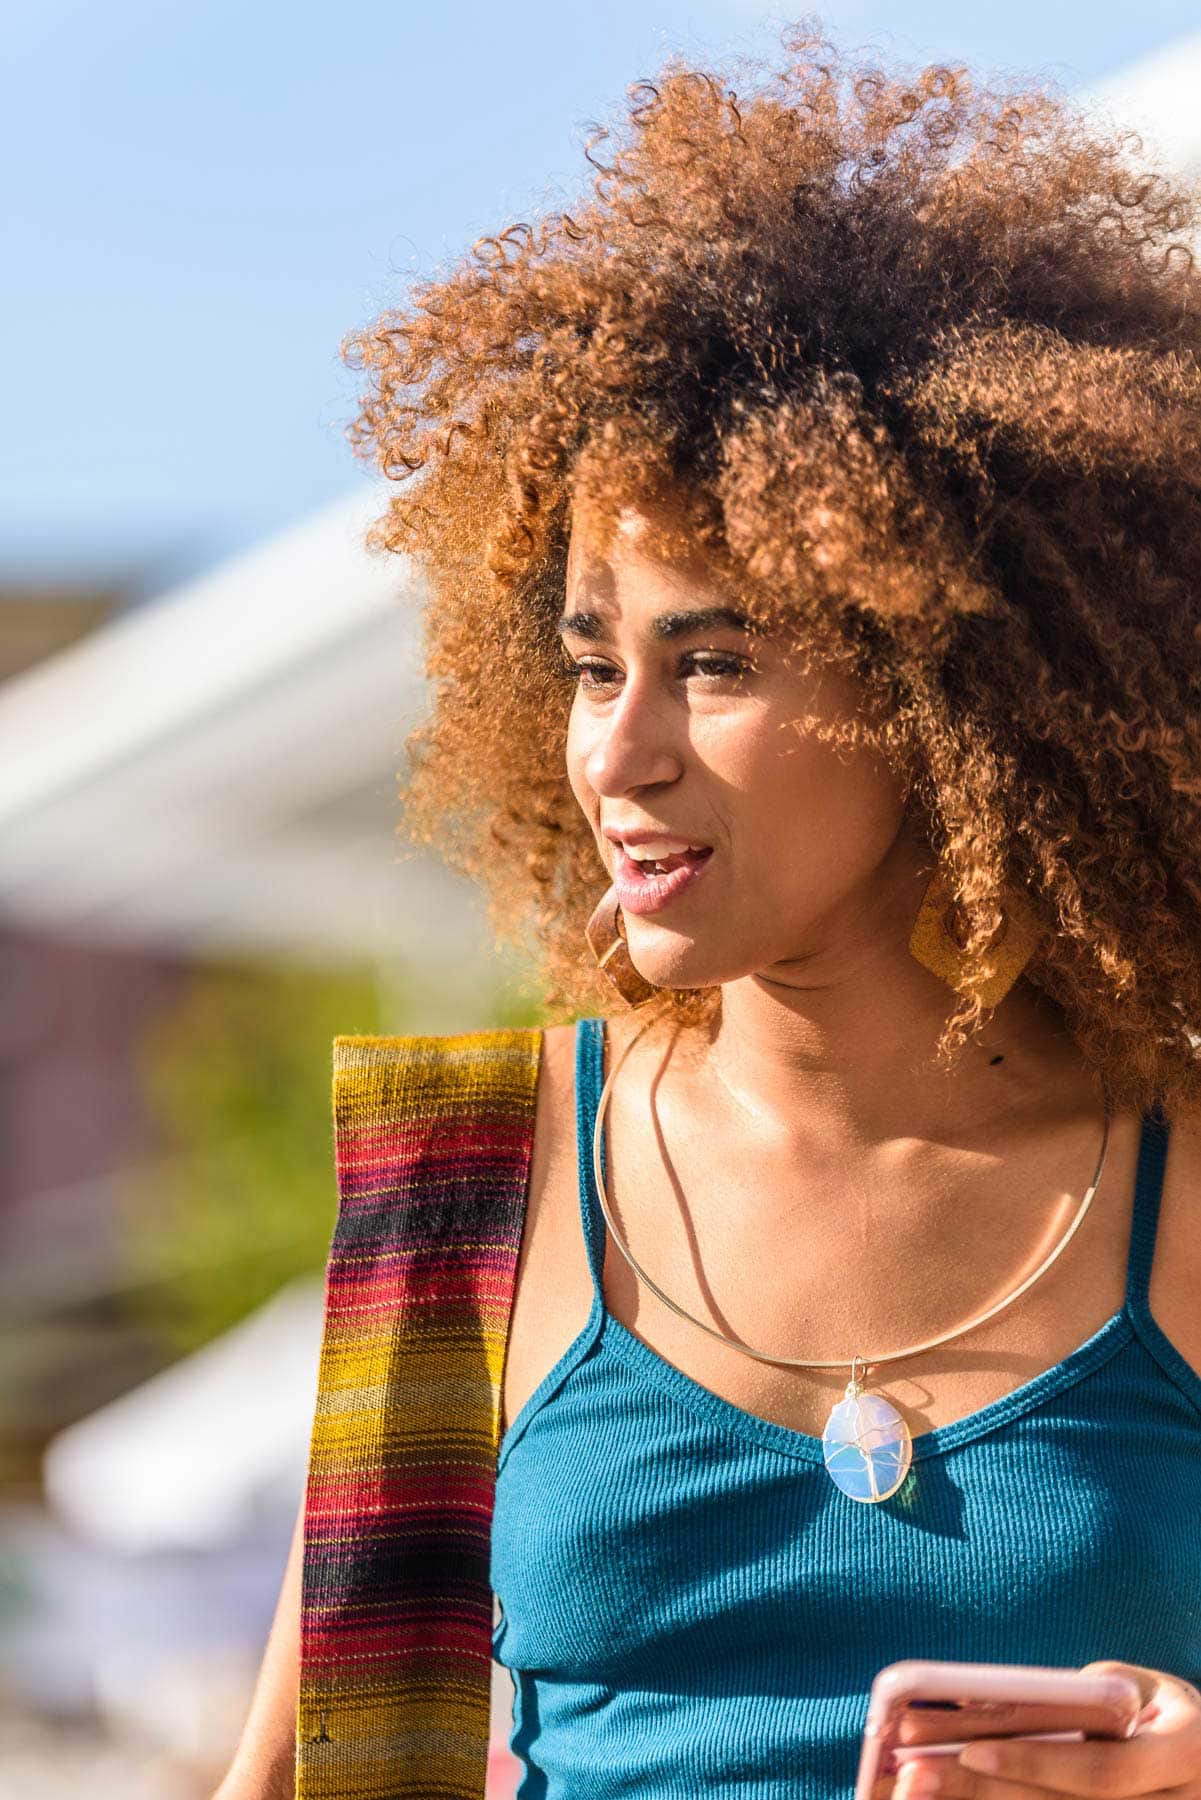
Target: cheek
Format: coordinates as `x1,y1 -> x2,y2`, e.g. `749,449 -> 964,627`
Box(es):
743,731 -> 907,871
564,713 -> 592,810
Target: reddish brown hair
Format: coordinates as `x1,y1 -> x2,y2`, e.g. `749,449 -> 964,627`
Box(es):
344,24 -> 1201,1114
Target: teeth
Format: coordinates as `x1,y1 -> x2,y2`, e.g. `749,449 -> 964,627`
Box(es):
625,839 -> 707,860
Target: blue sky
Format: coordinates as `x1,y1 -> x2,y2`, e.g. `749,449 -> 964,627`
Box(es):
5,0 -> 1196,594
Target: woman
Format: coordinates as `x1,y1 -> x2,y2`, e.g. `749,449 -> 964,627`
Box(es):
217,26 -> 1201,1800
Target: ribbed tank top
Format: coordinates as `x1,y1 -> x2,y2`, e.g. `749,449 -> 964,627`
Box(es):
491,1016 -> 1201,1799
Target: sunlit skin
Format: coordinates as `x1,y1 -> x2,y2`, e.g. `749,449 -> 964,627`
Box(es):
535,496 -> 1201,1800
562,496 -> 1105,1155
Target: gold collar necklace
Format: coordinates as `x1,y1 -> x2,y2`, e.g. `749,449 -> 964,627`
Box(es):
591,1012 -> 1112,1504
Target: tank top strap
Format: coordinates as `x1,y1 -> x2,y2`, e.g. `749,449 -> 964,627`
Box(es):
1124,1100 -> 1171,1322
574,1014 -> 610,1296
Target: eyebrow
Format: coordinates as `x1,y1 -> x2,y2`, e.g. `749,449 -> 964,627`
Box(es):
555,605 -> 762,642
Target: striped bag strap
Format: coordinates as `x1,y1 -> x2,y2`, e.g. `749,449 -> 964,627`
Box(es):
297,1027 -> 543,1800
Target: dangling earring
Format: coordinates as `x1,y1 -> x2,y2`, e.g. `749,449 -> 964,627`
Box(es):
585,884 -> 660,1006
908,863 -> 1045,1008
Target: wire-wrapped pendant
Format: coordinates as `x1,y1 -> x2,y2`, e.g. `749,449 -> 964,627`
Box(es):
821,1372 -> 913,1503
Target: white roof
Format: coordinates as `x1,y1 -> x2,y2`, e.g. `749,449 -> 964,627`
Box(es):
43,1276 -> 324,1552
1084,30 -> 1201,177
0,485 -> 499,977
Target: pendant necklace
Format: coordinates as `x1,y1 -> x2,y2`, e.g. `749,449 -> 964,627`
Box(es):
591,1012 -> 1112,1504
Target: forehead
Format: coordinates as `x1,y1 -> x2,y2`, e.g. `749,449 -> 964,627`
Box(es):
562,502 -> 760,640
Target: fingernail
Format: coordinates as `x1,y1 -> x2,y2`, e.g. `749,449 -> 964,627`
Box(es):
959,1743 -> 1000,1773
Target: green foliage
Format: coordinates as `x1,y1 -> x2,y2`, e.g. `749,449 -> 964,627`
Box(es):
117,957 -> 387,1358
118,950 -> 556,1358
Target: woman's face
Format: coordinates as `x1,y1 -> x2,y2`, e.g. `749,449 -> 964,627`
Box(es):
562,498 -> 926,995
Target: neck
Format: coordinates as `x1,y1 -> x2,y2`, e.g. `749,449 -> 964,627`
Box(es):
702,976 -> 1099,1153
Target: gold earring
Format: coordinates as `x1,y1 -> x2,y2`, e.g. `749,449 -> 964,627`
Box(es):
585,884 -> 660,1006
908,864 -> 1045,1007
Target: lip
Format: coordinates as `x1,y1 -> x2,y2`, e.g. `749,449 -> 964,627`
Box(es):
611,843 -> 715,916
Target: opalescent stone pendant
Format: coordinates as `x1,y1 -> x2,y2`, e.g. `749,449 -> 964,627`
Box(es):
821,1383 -> 913,1503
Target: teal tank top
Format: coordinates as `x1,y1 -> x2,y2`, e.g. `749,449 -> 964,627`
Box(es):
491,1016 -> 1201,1798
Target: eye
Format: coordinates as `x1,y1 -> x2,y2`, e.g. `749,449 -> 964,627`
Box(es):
685,654 -> 750,679
558,652 -> 751,689
558,658 -> 619,691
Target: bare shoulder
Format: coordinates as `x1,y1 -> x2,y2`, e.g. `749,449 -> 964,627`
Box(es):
522,1021 -> 578,1242
503,1021 -> 593,1432
533,1020 -> 578,1151
1149,1103 -> 1201,1379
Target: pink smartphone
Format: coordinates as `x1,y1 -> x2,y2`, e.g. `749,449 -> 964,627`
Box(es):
855,1660 -> 1145,1800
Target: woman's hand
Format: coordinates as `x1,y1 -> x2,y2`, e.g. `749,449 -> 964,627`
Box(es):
895,1663 -> 1201,1800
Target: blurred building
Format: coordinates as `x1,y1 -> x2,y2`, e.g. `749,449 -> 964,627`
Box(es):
1085,26 -> 1201,178
0,485 -> 532,1793
0,484 -> 532,1485
0,482 -> 506,975
0,582 -> 124,683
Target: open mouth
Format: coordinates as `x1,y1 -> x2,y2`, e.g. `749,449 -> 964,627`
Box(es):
626,847 -> 712,877
613,844 -> 715,915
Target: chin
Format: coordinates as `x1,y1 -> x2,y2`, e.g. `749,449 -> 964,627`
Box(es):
624,935 -> 751,992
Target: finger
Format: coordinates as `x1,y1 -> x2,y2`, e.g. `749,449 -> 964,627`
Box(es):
1079,1662 -> 1162,1711
896,1756 -> 1195,1800
893,1759 -> 1036,1800
895,1666 -> 1201,1800
1080,1661 -> 1201,1736
957,1718 -> 1199,1798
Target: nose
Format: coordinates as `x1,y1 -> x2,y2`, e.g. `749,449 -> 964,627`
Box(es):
582,672 -> 683,799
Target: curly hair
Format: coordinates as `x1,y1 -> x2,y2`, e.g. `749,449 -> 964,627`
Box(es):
343,21 -> 1201,1115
